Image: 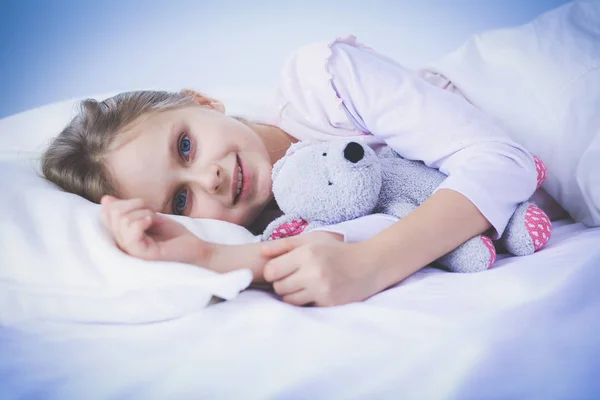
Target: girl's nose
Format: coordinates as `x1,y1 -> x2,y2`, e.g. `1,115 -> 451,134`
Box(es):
197,164 -> 223,194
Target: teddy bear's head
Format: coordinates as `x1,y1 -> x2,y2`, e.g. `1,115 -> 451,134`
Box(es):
271,140 -> 383,225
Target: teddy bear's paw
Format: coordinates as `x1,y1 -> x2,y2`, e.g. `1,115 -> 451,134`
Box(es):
503,203 -> 552,256
534,156 -> 547,189
437,235 -> 496,273
268,218 -> 309,241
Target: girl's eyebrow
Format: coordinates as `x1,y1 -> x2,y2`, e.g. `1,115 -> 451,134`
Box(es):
161,122 -> 182,214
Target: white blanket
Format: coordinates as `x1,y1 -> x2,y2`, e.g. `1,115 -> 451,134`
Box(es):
2,219 -> 599,399
422,0 -> 600,227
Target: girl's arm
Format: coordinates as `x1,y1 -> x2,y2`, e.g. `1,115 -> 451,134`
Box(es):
261,189 -> 490,306
202,188 -> 488,287
282,38 -> 538,240
356,189 -> 491,290
99,195 -> 343,281
200,231 -> 344,282
330,41 -> 538,238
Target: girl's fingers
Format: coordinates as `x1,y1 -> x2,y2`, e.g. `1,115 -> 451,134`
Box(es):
107,198 -> 147,215
102,198 -> 147,230
100,195 -> 119,206
130,220 -> 159,258
127,213 -> 155,242
108,206 -> 155,256
263,255 -> 301,283
282,290 -> 313,307
272,272 -> 304,296
120,215 -> 159,259
261,237 -> 302,258
122,209 -> 155,228
99,196 -> 168,262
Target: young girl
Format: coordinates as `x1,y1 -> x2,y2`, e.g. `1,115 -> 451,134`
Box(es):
41,36 -> 538,307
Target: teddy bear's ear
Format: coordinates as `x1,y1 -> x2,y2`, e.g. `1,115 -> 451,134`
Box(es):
284,141 -> 314,157
272,141 -> 317,180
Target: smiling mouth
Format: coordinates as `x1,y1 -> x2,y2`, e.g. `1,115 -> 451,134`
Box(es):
234,155 -> 244,204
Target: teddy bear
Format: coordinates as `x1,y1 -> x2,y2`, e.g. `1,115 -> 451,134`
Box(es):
262,140 -> 552,273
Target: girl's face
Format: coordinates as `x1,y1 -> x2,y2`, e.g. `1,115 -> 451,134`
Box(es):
105,106 -> 274,227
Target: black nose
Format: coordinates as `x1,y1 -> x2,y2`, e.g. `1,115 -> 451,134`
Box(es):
343,142 -> 364,163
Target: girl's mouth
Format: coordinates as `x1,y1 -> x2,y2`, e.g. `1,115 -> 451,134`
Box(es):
234,155 -> 244,204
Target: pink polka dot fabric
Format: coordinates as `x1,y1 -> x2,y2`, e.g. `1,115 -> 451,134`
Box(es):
525,205 -> 552,251
481,236 -> 497,269
268,218 -> 309,240
533,156 -> 547,189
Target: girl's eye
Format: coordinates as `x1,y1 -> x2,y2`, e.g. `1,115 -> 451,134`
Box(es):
173,189 -> 188,215
179,134 -> 192,161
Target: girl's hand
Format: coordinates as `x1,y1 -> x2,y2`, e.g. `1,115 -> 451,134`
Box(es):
100,195 -> 210,265
261,233 -> 382,307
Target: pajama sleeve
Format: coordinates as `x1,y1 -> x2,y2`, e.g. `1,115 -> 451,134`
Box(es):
323,41 -> 538,237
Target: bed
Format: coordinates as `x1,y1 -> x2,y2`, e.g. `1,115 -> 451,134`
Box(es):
1,2 -> 599,399
1,218 -> 600,399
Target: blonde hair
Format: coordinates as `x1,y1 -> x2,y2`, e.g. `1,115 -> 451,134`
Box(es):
41,90 -> 197,203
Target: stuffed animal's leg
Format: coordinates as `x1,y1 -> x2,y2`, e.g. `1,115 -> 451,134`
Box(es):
436,235 -> 496,273
501,202 -> 552,256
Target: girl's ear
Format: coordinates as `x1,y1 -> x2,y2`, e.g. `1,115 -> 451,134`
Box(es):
180,89 -> 225,113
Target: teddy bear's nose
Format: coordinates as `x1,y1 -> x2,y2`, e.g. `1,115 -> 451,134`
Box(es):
343,142 -> 364,163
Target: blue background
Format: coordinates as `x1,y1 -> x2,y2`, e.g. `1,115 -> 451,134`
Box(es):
0,0 -> 572,119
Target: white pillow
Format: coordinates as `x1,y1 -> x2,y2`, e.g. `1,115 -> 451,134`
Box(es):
421,0 -> 600,227
0,90 -> 266,326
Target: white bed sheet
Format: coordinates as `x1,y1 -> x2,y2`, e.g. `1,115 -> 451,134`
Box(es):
2,219 -> 599,399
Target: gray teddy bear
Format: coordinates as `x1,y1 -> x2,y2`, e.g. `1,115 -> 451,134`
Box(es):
262,140 -> 552,273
